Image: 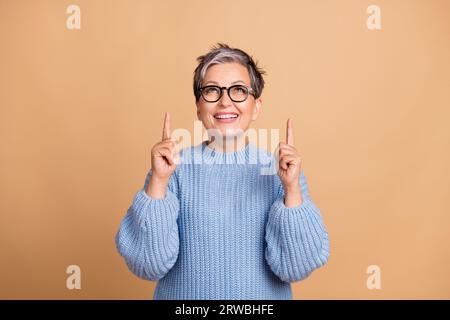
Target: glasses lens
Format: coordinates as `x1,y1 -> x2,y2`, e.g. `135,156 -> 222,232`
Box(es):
230,85 -> 249,102
202,86 -> 221,102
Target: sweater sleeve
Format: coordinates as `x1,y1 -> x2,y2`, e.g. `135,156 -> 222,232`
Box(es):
265,170 -> 330,283
115,169 -> 180,281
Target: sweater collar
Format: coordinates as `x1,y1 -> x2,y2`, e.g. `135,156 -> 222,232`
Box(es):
186,140 -> 262,165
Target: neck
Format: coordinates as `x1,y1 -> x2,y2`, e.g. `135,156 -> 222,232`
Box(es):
207,135 -> 249,153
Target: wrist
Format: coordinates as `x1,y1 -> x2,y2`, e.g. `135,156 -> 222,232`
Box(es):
146,175 -> 170,199
151,175 -> 170,185
282,182 -> 303,208
283,182 -> 301,194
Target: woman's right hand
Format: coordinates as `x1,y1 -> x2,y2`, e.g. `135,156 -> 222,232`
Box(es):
147,112 -> 181,198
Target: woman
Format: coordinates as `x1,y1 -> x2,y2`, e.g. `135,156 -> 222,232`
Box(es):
115,43 -> 330,299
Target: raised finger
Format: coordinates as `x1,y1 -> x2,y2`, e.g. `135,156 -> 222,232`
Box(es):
162,112 -> 171,140
286,118 -> 294,146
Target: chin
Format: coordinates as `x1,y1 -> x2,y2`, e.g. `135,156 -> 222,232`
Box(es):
218,127 -> 246,137
204,127 -> 245,140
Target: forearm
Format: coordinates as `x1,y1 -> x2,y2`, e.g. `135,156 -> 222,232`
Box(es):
265,196 -> 330,282
116,185 -> 181,281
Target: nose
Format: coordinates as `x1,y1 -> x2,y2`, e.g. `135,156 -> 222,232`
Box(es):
217,88 -> 234,107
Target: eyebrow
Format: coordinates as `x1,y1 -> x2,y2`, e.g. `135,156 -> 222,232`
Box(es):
203,80 -> 247,86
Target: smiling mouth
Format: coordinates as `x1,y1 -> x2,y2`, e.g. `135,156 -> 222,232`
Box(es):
214,113 -> 239,120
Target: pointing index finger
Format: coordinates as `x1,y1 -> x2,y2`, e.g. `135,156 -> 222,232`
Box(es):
162,112 -> 171,140
286,118 -> 294,146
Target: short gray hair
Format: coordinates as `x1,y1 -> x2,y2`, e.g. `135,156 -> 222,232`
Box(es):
193,43 -> 266,102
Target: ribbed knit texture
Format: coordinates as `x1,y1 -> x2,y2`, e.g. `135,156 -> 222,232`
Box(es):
115,141 -> 330,300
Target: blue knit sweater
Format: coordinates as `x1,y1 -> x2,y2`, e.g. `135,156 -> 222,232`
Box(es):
115,141 -> 330,299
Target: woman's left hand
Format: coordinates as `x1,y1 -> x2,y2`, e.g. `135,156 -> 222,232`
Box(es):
277,118 -> 302,192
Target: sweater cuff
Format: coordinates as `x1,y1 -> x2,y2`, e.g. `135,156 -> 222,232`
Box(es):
270,196 -> 315,216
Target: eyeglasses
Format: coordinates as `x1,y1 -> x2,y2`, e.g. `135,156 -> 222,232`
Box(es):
198,85 -> 255,103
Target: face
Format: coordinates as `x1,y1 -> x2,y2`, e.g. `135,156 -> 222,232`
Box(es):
196,62 -> 262,138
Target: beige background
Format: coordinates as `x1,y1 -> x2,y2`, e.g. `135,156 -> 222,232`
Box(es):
1,0 -> 449,299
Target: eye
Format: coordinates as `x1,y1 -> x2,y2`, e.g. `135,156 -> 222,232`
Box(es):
204,87 -> 220,94
233,86 -> 247,93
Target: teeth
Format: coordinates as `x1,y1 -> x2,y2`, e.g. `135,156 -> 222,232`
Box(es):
215,114 -> 238,119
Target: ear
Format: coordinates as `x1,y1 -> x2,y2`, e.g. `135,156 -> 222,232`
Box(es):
251,98 -> 262,121
195,101 -> 201,120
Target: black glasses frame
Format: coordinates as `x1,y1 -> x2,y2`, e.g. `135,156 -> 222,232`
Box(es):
198,85 -> 256,103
